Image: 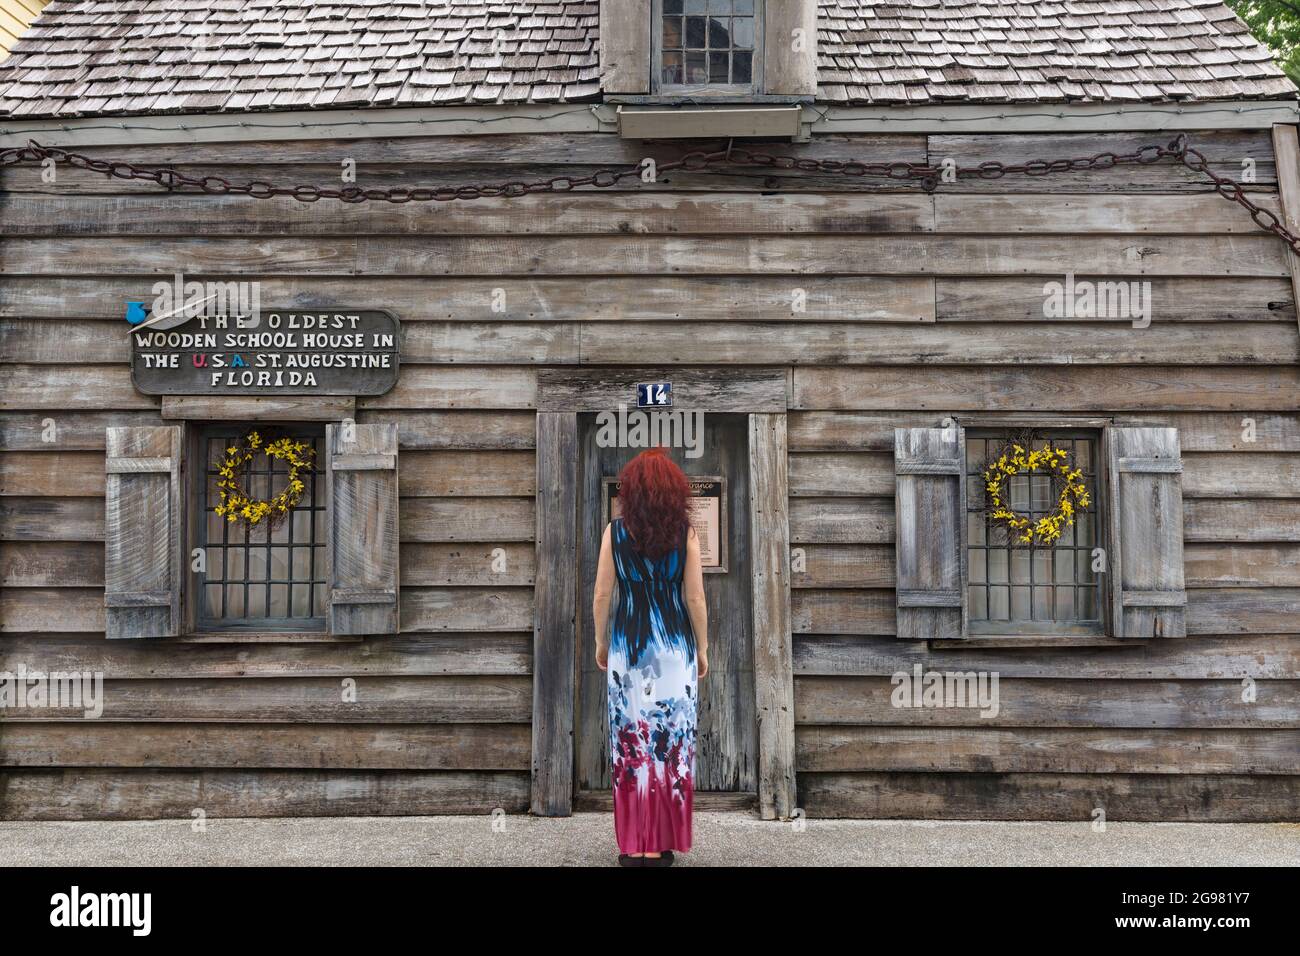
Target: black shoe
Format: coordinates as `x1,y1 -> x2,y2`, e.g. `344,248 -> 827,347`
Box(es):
618,854 -> 643,867
642,853 -> 673,867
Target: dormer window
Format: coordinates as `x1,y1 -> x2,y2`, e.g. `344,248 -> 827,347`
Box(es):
655,0 -> 761,94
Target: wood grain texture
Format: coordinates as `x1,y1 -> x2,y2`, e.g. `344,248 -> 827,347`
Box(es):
1271,123 -> 1300,340
0,769 -> 529,820
797,772 -> 1300,821
0,722 -> 531,770
797,726 -> 1300,774
0,411 -> 164,450
599,0 -> 650,93
749,413 -> 797,819
788,411 -> 1300,453
103,426 -> 182,640
537,366 -> 788,412
400,586 -> 534,632
400,497 -> 535,542
893,427 -> 965,639
355,410 -> 537,450
161,396 -> 355,422
2,275 -> 937,323
6,235 -> 1286,277
763,0 -> 818,94
793,366 -> 1300,411
399,543 -> 535,586
0,632 -> 533,678
1109,427 -> 1187,638
794,676 -> 1298,727
792,632 -> 1300,679
0,541 -> 104,586
531,411 -> 577,816
0,676 -> 533,722
936,277 -> 1295,323
326,423 -> 399,636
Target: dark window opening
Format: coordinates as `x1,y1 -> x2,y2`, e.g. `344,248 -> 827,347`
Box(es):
197,425 -> 326,631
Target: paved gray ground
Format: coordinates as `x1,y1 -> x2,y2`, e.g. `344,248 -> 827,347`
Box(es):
1,813 -> 1296,866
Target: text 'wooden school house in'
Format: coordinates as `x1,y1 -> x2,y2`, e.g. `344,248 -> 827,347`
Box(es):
0,0 -> 1298,822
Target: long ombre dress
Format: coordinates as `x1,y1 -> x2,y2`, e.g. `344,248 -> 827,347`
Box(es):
606,516 -> 697,855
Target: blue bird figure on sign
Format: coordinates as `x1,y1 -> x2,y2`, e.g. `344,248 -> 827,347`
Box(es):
125,301 -> 149,325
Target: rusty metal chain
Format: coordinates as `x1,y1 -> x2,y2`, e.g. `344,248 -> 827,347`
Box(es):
3,133 -> 1298,256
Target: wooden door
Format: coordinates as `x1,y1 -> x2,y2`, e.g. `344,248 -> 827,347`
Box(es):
575,413 -> 757,794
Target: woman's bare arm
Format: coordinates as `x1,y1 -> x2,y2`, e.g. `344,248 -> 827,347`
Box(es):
592,523 -> 615,670
684,525 -> 709,677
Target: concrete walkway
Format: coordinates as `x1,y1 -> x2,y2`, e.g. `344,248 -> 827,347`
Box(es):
2,813 -> 1296,866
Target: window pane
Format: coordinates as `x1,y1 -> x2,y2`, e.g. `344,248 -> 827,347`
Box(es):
685,50 -> 707,82
709,50 -> 729,82
664,0 -> 683,12
967,430 -> 1102,628
199,429 -> 325,629
708,17 -> 730,47
733,16 -> 754,48
685,0 -> 707,12
733,49 -> 752,83
707,0 -> 730,11
685,16 -> 706,46
661,51 -> 683,84
734,0 -> 753,12
663,16 -> 683,48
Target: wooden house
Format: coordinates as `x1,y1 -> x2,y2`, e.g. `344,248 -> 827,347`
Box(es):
0,0 -> 1298,823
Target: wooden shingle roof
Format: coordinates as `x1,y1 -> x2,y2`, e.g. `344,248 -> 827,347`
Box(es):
0,0 -> 1293,118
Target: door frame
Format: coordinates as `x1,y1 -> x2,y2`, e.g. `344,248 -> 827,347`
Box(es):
530,367 -> 796,819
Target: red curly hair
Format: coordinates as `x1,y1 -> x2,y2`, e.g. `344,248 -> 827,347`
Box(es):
617,447 -> 690,559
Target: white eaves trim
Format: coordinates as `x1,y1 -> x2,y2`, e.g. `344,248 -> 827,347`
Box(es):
1,99 -> 1297,148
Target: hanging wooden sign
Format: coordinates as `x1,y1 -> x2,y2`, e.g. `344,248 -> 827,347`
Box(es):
130,310 -> 400,396
603,475 -> 727,572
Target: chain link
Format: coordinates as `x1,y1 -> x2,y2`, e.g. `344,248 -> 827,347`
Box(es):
4,134 -> 1299,256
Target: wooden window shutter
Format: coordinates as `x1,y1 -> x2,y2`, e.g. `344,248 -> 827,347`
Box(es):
764,0 -> 818,95
1107,427 -> 1187,638
600,0 -> 651,94
894,427 -> 966,640
104,426 -> 184,640
326,422 -> 399,635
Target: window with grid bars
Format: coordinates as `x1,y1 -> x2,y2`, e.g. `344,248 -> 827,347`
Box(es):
966,430 -> 1105,635
655,0 -> 760,92
198,426 -> 326,630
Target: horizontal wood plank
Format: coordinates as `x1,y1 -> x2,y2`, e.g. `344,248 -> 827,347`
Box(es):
0,722 -> 531,770
400,586 -> 534,632
5,235 -> 1288,277
400,543 -> 535,586
0,632 -> 532,678
399,451 -> 536,496
792,366 -> 1300,411
793,632 -> 1300,679
788,411 -> 1300,452
794,676 -> 1298,727
0,675 -> 533,722
0,275 -> 936,323
0,768 -> 529,819
355,410 -> 536,450
400,497 -> 535,542
797,726 -> 1300,774
797,771 -> 1300,821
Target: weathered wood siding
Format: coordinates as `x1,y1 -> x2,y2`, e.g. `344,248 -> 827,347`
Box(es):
1,128 -> 1297,819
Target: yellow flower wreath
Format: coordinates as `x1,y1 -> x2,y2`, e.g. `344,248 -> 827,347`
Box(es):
982,444 -> 1090,544
214,430 -> 316,527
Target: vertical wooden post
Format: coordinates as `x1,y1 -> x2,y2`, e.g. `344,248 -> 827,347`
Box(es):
531,411 -> 578,815
748,413 -> 796,820
1270,123 -> 1300,340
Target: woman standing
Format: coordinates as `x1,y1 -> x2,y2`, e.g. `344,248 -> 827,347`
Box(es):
592,448 -> 709,867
